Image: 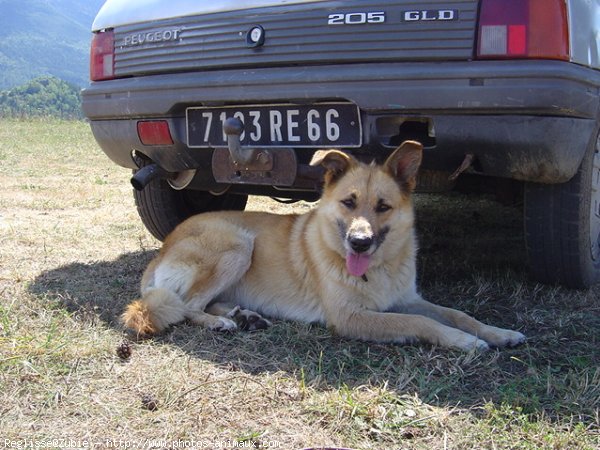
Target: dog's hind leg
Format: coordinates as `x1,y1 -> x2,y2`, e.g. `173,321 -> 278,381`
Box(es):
163,223 -> 255,331
123,219 -> 255,335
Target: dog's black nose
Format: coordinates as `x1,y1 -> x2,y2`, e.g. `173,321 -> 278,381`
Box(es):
349,236 -> 373,253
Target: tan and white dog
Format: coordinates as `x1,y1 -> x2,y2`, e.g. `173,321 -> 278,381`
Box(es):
122,141 -> 525,351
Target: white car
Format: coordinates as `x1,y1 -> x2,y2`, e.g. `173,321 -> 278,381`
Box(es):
82,0 -> 600,288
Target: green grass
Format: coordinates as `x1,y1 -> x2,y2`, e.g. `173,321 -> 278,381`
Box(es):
0,118 -> 598,448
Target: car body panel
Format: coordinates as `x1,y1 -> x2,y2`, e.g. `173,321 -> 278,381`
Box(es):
92,0 -> 323,30
83,0 -> 600,188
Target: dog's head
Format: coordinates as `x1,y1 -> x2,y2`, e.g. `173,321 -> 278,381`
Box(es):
310,140 -> 423,278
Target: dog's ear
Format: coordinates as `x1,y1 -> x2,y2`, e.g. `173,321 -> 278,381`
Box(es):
385,140 -> 423,191
310,149 -> 355,184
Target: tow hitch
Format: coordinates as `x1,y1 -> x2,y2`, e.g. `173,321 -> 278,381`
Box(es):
212,117 -> 297,186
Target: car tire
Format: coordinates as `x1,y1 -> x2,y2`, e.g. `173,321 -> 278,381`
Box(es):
524,128 -> 600,288
133,167 -> 247,241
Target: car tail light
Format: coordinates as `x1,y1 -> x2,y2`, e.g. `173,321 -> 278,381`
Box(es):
137,121 -> 174,146
477,0 -> 569,60
90,30 -> 115,81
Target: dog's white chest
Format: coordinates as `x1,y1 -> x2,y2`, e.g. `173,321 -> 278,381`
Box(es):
354,266 -> 417,311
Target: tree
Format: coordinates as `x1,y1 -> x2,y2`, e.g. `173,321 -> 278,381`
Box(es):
0,76 -> 83,119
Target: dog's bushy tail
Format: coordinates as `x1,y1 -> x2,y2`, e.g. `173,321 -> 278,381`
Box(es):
121,288 -> 187,336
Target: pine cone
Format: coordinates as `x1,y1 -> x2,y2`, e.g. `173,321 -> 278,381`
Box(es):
116,340 -> 132,360
141,393 -> 158,411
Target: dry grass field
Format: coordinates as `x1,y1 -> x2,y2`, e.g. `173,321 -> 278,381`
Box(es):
0,119 -> 598,449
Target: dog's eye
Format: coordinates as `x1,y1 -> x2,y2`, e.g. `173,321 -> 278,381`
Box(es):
375,201 -> 392,213
341,198 -> 356,210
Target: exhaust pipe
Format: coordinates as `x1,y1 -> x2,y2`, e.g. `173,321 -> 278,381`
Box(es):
131,163 -> 172,191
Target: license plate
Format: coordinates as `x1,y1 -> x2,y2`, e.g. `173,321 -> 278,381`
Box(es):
186,103 -> 362,148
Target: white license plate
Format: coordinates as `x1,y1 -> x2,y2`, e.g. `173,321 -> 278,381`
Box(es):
186,103 -> 362,148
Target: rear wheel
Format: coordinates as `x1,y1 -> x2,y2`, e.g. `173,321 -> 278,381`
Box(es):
133,167 -> 247,241
524,129 -> 600,288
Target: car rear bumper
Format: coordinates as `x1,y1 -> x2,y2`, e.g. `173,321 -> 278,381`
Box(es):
82,60 -> 600,184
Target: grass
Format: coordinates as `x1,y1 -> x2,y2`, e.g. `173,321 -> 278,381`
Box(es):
0,118 -> 598,448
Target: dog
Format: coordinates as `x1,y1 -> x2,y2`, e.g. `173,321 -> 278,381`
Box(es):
122,140 -> 526,351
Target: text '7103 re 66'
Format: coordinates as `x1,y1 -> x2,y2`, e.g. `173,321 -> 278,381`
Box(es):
186,103 -> 362,148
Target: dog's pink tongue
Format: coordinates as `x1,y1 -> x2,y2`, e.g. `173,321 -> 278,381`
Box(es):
346,252 -> 371,277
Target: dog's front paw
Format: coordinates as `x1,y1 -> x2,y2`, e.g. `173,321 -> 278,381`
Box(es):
443,328 -> 490,352
227,306 -> 272,331
454,335 -> 490,352
209,317 -> 238,332
480,325 -> 526,348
